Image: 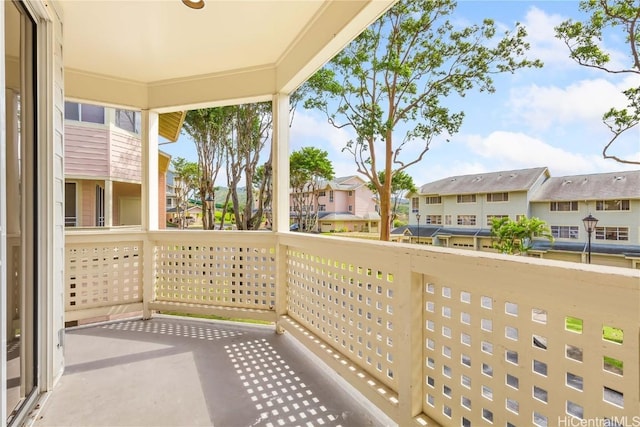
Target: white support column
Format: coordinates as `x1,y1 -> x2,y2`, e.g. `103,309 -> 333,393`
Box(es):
104,179 -> 113,227
271,93 -> 290,233
272,94 -> 290,333
141,110 -> 158,319
141,110 -> 159,231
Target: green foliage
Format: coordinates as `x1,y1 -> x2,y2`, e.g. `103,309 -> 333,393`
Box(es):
290,147 -> 335,232
367,170 -> 416,222
490,216 -> 554,255
304,0 -> 542,240
555,0 -> 640,165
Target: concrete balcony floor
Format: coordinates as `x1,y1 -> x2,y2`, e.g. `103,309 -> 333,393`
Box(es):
33,316 -> 394,427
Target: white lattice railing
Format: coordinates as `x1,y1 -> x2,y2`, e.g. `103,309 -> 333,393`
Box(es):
278,233 -> 639,427
64,230 -> 639,426
147,231 -> 278,322
65,231 -> 145,323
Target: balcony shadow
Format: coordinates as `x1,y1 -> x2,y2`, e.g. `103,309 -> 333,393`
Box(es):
34,316 -> 392,427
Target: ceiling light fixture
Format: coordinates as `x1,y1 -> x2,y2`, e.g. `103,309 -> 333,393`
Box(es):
182,0 -> 205,10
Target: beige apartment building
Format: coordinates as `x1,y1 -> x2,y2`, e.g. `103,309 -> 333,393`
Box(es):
401,167 -> 640,268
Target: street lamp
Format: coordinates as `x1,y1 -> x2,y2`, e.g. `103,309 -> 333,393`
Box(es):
582,214 -> 598,264
415,213 -> 421,244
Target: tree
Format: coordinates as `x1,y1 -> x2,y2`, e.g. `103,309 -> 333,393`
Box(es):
490,216 -> 554,255
555,0 -> 640,164
290,147 -> 335,232
367,170 -> 416,224
225,103 -> 272,230
304,0 -> 542,241
182,109 -> 229,229
171,157 -> 198,229
555,0 -> 639,165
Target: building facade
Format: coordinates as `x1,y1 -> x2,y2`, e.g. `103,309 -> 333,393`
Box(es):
400,167 -> 640,268
290,175 -> 380,233
64,102 -> 171,228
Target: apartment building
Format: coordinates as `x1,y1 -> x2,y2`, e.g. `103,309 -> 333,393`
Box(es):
290,175 -> 380,232
529,170 -> 640,267
398,167 -> 640,268
64,102 -> 181,228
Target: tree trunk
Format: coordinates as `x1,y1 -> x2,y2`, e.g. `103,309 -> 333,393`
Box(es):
379,190 -> 392,241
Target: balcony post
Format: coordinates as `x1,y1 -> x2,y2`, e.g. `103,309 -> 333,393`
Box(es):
272,93 -> 290,332
141,110 -> 159,319
396,257 -> 423,425
271,93 -> 290,233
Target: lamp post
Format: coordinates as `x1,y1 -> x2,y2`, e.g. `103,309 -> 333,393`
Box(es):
582,214 -> 598,264
205,195 -> 214,229
415,213 -> 421,244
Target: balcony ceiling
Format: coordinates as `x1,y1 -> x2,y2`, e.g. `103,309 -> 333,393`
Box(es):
60,0 -> 395,111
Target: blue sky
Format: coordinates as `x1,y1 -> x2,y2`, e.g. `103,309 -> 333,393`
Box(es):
160,0 -> 640,187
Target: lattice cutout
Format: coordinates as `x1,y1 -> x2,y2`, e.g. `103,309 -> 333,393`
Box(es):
286,248 -> 397,390
422,280 -> 634,426
155,243 -> 276,310
66,242 -> 141,310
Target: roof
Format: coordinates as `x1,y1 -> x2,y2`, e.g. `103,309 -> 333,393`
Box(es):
530,170 -> 640,201
531,240 -> 640,257
390,226 -> 492,237
418,167 -> 549,196
321,175 -> 366,191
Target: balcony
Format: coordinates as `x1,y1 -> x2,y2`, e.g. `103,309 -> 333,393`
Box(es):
38,230 -> 640,426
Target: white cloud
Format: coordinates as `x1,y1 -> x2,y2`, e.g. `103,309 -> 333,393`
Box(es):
290,110 -> 355,155
519,6 -> 576,69
506,78 -> 630,131
462,130 -> 638,177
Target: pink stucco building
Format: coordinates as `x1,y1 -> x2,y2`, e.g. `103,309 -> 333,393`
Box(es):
290,175 -> 380,233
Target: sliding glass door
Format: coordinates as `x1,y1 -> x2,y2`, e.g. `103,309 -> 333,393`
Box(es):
4,1 -> 38,425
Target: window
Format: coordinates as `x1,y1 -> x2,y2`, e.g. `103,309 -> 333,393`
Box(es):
487,192 -> 508,202
329,191 -> 334,202
486,215 -> 508,226
64,101 -> 105,124
411,197 -> 419,213
551,225 -> 579,239
457,194 -> 476,203
445,215 -> 452,225
166,197 -> 174,208
348,191 -> 353,196
516,214 -> 526,222
115,109 -> 141,133
550,201 -> 578,211
425,196 -> 442,204
65,182 -> 77,227
348,205 -> 353,212
596,199 -> 630,211
318,191 -> 326,197
595,227 -> 628,241
318,204 -> 326,212
457,215 -> 476,226
425,215 -> 442,225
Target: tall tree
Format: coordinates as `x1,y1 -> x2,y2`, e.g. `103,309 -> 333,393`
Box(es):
367,170 -> 416,225
555,0 -> 640,165
171,157 -> 198,229
225,103 -> 272,230
290,147 -> 335,232
490,216 -> 554,255
182,108 -> 229,229
304,0 -> 542,240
